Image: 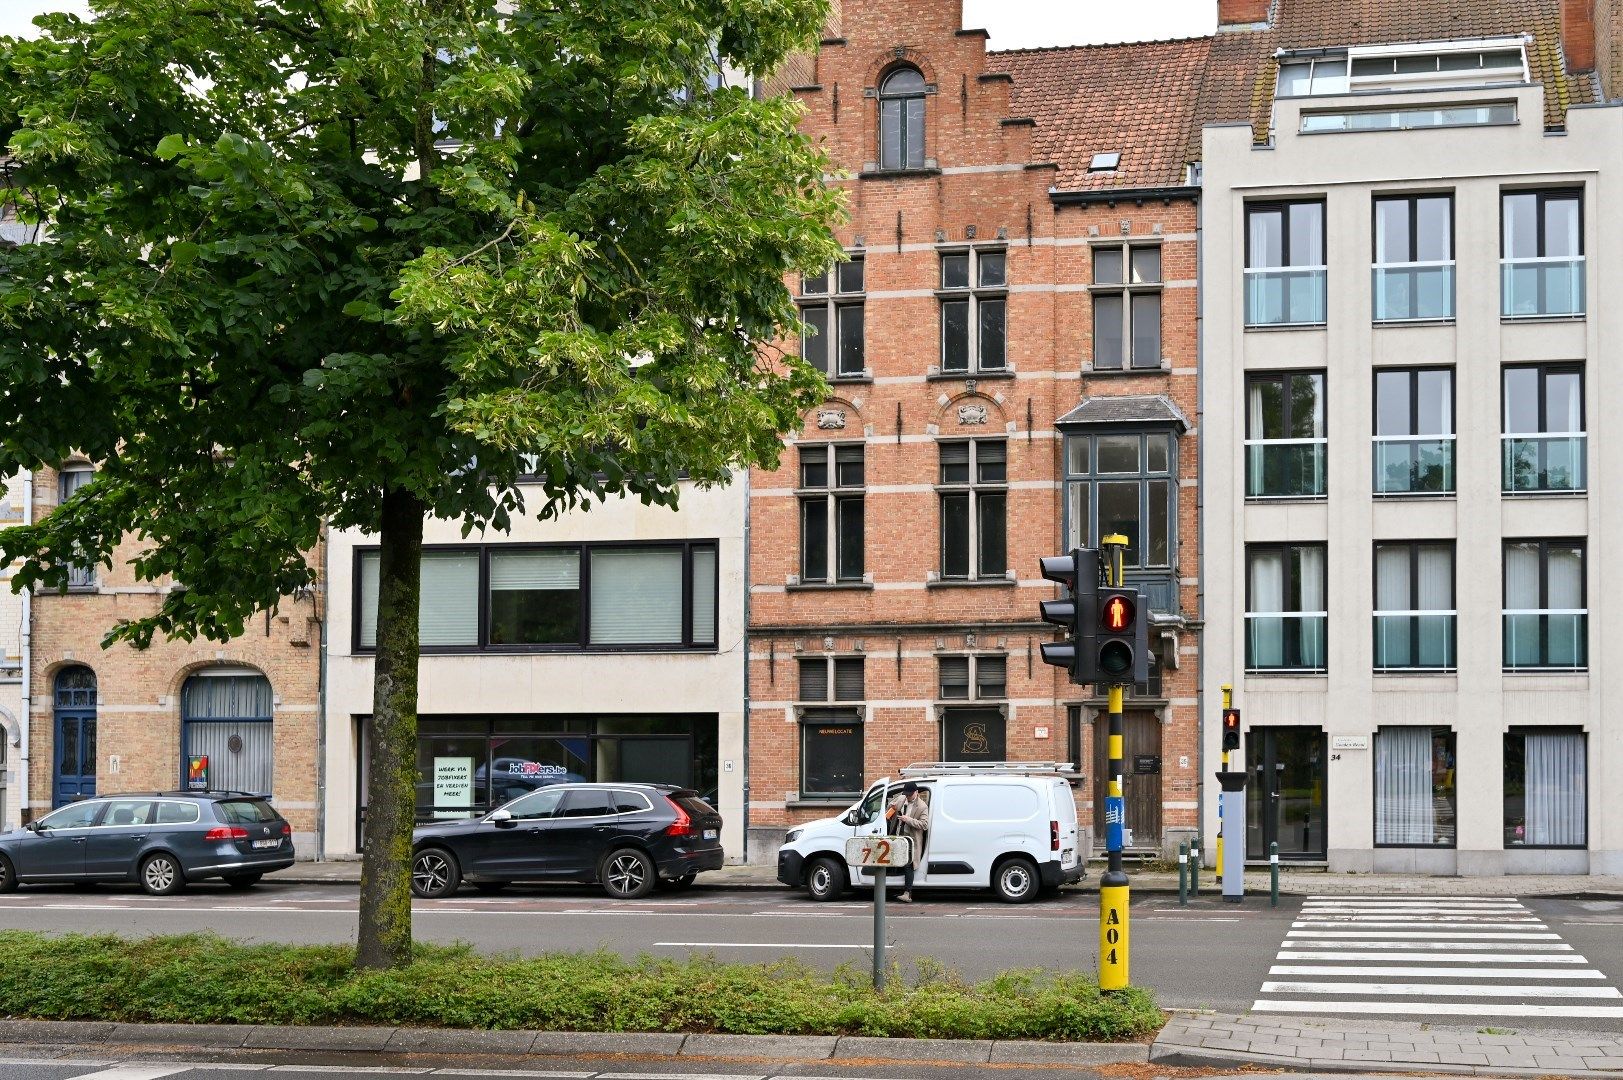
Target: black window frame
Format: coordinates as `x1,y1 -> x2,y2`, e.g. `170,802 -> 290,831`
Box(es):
937,439 -> 1008,582
1503,728 -> 1588,849
799,254 -> 866,380
351,539 -> 720,655
939,707 -> 1008,763
1501,362 -> 1586,494
1244,542 -> 1329,673
1501,538 -> 1587,672
1372,366 -> 1456,496
1371,726 -> 1457,849
1371,540 -> 1457,673
1244,370 -> 1327,500
1371,193 -> 1456,322
1244,199 -> 1327,328
1090,241 -> 1163,371
1500,188 -> 1585,319
797,441 -> 865,584
1063,430 -> 1177,571
799,710 -> 865,800
877,66 -> 927,172
937,247 -> 1008,375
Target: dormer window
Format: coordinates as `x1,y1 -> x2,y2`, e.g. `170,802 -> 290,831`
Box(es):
1277,38 -> 1528,98
879,67 -> 926,171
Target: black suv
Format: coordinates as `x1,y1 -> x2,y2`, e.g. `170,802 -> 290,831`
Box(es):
0,791 -> 294,895
410,783 -> 723,900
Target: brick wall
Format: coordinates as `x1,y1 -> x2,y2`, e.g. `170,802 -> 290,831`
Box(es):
746,0 -> 1202,862
26,466 -> 324,841
1595,0 -> 1623,96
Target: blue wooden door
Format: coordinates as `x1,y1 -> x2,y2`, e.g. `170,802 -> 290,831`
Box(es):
54,710 -> 97,807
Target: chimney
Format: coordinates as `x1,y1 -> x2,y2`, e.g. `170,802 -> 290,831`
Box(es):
1563,0 -> 1597,72
1218,0 -> 1271,26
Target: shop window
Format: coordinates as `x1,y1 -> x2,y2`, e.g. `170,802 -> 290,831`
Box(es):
1504,730 -> 1586,847
1374,727 -> 1455,847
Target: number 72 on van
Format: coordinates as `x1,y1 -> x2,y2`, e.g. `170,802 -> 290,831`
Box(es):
845,836 -> 913,867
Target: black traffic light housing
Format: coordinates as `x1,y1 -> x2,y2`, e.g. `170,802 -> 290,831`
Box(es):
1039,548 -> 1099,684
1095,586 -> 1149,688
1222,708 -> 1241,752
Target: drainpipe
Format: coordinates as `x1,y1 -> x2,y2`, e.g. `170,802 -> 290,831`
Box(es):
314,525 -> 328,861
739,468 -> 751,864
1193,177 -> 1207,863
18,471 -> 32,827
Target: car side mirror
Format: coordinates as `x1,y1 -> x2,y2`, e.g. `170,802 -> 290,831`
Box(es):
489,809 -> 515,828
842,809 -> 867,826
25,821 -> 43,833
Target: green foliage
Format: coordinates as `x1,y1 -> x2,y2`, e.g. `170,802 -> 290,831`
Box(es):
0,0 -> 842,646
0,933 -> 1163,1041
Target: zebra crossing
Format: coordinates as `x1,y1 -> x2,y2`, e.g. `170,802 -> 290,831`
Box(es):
1252,894 -> 1623,1019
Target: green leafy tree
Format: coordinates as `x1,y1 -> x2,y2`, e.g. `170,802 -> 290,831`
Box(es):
0,0 -> 840,968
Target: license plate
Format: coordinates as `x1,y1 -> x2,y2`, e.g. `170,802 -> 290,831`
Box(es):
1062,848 -> 1075,863
252,839 -> 280,849
702,829 -> 718,840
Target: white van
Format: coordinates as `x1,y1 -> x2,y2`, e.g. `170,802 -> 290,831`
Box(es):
775,762 -> 1084,903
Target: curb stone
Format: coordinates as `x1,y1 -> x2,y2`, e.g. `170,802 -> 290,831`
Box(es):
0,1020 -> 1150,1067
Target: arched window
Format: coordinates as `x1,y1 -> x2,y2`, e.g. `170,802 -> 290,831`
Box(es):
53,666 -> 97,805
181,669 -> 274,795
879,67 -> 926,171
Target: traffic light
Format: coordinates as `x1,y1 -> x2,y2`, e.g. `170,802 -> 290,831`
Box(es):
1095,586 -> 1149,686
1039,548 -> 1099,684
1222,708 -> 1241,752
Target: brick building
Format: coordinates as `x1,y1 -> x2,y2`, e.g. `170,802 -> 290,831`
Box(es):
24,464 -> 323,847
744,0 -> 1210,863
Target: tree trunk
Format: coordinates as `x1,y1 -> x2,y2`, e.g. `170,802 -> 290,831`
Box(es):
355,485 -> 425,970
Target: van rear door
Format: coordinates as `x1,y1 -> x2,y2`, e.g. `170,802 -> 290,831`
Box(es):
1050,779 -> 1081,869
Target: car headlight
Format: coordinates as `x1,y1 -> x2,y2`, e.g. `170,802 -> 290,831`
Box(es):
785,828 -> 803,843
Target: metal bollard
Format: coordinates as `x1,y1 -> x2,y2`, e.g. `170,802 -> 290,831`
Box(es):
1270,841 -> 1280,908
1190,835 -> 1200,896
1178,841 -> 1188,906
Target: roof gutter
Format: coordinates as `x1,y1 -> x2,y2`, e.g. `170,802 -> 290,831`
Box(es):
1048,185 -> 1201,207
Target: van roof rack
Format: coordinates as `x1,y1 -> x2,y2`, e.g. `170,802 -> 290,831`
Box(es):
898,761 -> 1081,777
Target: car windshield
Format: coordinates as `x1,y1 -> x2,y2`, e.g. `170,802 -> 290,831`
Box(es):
501,788 -> 565,821
38,802 -> 101,829
216,799 -> 277,824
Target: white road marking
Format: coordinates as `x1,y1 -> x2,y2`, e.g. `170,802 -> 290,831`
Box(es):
1275,952 -> 1592,964
1280,943 -> 1577,955
432,1071 -> 593,1078
62,1068 -> 194,1080
1261,980 -> 1622,998
598,1074 -> 767,1080
1290,919 -> 1546,928
1287,929 -> 1559,939
1305,895 -> 1517,902
1269,964 -> 1605,979
653,941 -> 888,949
1252,1000 -> 1623,1018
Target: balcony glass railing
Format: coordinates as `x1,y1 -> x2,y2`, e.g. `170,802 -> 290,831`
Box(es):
1501,257 -> 1585,318
1246,440 -> 1327,498
1502,433 -> 1586,493
1245,612 -> 1328,672
1245,266 -> 1327,327
1373,436 -> 1455,495
1373,612 -> 1457,671
1372,263 -> 1455,321
1503,610 -> 1587,671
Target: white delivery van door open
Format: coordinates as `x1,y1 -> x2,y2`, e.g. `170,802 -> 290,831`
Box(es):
842,779 -> 891,885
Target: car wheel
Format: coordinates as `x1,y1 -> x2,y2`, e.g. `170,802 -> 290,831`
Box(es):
471,881 -> 508,894
991,856 -> 1039,904
659,873 -> 697,891
223,873 -> 262,890
600,848 -> 656,900
805,856 -> 847,902
140,853 -> 186,896
0,854 -> 16,894
411,848 -> 462,899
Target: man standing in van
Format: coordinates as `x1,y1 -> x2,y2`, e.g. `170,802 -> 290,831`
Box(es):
891,784 -> 930,903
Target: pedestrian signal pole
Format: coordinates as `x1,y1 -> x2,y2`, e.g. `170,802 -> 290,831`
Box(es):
1216,684 -> 1233,879
1097,533 -> 1134,990
1217,685 -> 1247,903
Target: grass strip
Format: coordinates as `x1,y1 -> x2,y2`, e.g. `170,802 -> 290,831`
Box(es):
0,932 -> 1161,1041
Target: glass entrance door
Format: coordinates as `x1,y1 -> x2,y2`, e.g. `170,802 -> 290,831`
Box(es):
1246,726 -> 1327,860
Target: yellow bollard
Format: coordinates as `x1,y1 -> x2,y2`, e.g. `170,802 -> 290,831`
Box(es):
1099,884 -> 1130,989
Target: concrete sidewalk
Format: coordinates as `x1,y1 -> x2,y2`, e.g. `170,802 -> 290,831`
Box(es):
1153,1010 -> 1623,1076
280,857 -> 1623,896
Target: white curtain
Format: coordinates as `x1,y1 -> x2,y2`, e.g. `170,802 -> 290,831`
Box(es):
1504,543 -> 1541,666
1248,549 -> 1284,667
1417,544 -> 1454,666
1548,545 -> 1585,667
1246,384 -> 1266,493
1376,727 -> 1434,845
419,553 -> 480,646
1525,732 -> 1586,846
1296,546 -> 1326,667
590,549 -> 683,645
1375,546 -> 1410,667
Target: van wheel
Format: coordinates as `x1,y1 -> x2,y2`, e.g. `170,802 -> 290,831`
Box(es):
805,856 -> 847,901
991,856 -> 1039,904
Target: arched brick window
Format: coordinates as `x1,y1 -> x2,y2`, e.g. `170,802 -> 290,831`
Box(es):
879,67 -> 925,170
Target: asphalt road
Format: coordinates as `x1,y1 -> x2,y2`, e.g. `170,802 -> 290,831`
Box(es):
3,882 -> 1623,1031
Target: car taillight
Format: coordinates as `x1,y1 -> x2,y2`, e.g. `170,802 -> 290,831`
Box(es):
204,826 -> 250,841
664,797 -> 694,837
281,823 -> 292,836
1050,820 -> 1060,851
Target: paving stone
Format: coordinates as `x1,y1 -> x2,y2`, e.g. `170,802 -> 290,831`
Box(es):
1531,1055 -> 1594,1070
680,1034 -> 838,1060
1342,1049 -> 1395,1062
1587,1058 -> 1623,1071
1195,1036 -> 1256,1052
383,1029 -> 538,1055
529,1032 -> 686,1056
833,1036 -> 992,1062
987,1041 -> 1148,1065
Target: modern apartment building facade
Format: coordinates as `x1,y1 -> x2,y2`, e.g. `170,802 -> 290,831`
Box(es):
744,0 -> 1209,863
320,483 -> 749,858
1199,0 -> 1623,873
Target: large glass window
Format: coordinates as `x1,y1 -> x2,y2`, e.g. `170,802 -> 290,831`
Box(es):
1246,371 -> 1326,499
357,542 -> 717,652
1064,432 -> 1174,568
801,712 -> 863,799
1373,542 -> 1455,671
799,443 -> 864,584
939,440 -> 1007,580
1246,544 -> 1327,672
57,464 -> 98,588
1503,540 -> 1586,671
1373,195 -> 1454,321
939,249 -> 1007,374
1245,201 -> 1326,326
1092,244 -> 1162,370
1502,189 -> 1584,317
799,255 -> 865,378
1504,730 -> 1586,847
1374,727 -> 1456,847
1503,364 -> 1585,493
1374,368 -> 1454,495
879,67 -> 927,171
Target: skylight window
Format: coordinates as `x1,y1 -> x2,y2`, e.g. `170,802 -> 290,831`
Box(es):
1089,151 -> 1122,172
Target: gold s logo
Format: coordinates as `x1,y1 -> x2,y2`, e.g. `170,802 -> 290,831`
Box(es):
961,723 -> 988,756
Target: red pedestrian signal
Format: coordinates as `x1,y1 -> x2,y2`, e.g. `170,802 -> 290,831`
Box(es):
1101,593 -> 1135,633
1095,589 -> 1145,684
1222,708 -> 1241,752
